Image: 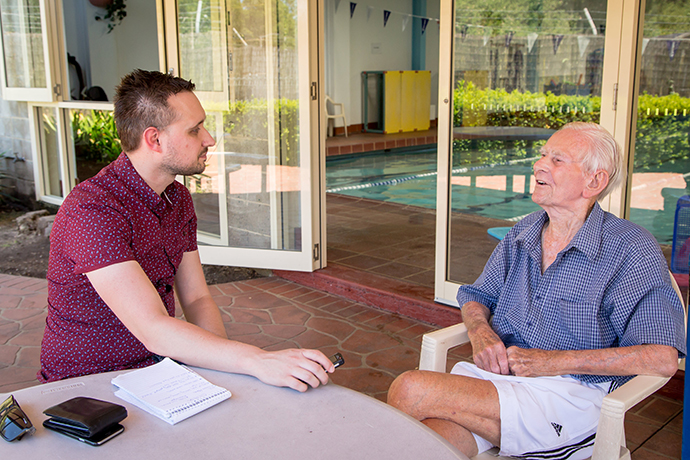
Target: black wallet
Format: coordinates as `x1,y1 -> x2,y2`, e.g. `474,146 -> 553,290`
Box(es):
43,397 -> 127,438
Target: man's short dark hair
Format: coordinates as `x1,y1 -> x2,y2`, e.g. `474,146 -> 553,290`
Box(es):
114,69 -> 196,152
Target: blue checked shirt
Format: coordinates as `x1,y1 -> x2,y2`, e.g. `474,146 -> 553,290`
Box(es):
457,202 -> 686,387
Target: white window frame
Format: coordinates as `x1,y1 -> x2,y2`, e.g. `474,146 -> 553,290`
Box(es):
433,0 -> 637,306
0,0 -> 60,102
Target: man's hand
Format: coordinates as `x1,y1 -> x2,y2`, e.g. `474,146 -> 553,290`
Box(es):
468,323 -> 510,375
250,349 -> 335,392
506,347 -> 556,377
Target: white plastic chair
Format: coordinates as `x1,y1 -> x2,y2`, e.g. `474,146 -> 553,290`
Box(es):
325,95 -> 347,137
418,272 -> 686,460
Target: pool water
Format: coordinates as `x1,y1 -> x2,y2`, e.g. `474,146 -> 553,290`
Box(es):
326,147 -> 541,223
325,148 -> 683,245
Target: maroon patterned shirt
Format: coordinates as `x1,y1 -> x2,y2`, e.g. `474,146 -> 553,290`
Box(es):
39,153 -> 198,382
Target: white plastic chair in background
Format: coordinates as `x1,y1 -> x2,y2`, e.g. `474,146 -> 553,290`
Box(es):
417,272 -> 686,460
325,95 -> 347,137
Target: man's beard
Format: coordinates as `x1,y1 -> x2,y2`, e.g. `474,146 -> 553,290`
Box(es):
163,148 -> 208,176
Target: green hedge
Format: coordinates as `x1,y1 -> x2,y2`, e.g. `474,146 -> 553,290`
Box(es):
452,80 -> 690,170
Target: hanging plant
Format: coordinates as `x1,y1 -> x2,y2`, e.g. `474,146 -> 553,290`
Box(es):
93,0 -> 127,33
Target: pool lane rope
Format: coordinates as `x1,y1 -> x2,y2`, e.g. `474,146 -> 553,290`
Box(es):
326,156 -> 538,194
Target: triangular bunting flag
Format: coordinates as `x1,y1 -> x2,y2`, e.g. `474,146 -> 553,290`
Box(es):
460,24 -> 468,41
402,15 -> 410,32
350,2 -> 356,18
383,10 -> 391,27
527,32 -> 538,53
421,17 -> 429,34
367,6 -> 373,21
642,38 -> 650,56
505,31 -> 514,47
552,34 -> 564,54
483,28 -> 491,46
577,36 -> 590,57
667,40 -> 680,60
334,0 -> 341,13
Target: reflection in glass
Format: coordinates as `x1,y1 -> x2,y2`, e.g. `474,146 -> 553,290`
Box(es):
0,0 -> 46,88
69,109 -> 120,183
629,4 -> 690,254
37,107 -> 61,197
448,1 -> 605,284
177,0 -> 225,93
185,0 -> 302,251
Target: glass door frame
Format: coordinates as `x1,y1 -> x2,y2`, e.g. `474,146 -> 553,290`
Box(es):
433,0 -> 641,306
163,0 -> 324,272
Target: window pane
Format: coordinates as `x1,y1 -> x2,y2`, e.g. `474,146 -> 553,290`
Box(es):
629,2 -> 690,271
61,1 -> 159,101
0,0 -> 46,88
69,108 -> 119,183
186,0 -> 303,251
177,0 -> 225,93
37,107 -> 62,197
448,0 -> 606,284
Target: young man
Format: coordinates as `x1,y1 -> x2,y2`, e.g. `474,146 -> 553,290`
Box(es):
388,123 -> 686,459
39,69 -> 334,391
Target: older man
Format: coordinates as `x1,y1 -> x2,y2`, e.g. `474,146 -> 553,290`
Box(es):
388,122 -> 685,459
39,70 -> 334,390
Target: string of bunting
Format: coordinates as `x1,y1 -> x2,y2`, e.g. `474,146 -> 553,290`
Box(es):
338,0 -> 685,60
342,1 -> 440,33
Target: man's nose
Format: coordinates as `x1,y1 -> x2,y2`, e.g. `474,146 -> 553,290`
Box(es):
533,156 -> 545,172
203,127 -> 216,147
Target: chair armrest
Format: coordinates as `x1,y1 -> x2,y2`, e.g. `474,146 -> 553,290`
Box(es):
419,323 -> 470,372
592,374 -> 671,460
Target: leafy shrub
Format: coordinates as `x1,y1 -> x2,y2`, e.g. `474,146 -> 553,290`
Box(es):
452,80 -> 690,170
72,110 -> 121,164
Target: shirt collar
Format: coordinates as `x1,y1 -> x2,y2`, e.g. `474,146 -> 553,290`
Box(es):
111,153 -> 171,214
515,202 -> 604,262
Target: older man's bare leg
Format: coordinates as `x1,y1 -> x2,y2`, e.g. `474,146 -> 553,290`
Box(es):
388,370 -> 501,456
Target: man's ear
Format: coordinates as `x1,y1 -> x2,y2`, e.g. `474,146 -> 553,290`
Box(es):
142,127 -> 162,152
583,170 -> 609,198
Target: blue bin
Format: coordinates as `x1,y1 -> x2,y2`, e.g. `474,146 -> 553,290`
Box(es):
671,195 -> 690,274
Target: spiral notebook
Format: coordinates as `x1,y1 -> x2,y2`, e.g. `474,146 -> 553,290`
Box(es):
111,358 -> 232,425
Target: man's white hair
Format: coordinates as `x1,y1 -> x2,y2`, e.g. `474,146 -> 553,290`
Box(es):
558,122 -> 625,199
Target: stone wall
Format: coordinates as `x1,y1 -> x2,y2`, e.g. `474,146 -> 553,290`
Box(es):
0,94 -> 35,206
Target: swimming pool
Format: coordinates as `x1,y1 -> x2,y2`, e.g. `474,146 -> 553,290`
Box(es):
326,147 -> 541,223
325,147 -> 683,245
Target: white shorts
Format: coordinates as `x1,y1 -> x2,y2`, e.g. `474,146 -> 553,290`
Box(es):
450,362 -> 609,460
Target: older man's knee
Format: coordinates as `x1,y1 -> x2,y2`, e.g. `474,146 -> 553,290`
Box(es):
388,370 -> 430,417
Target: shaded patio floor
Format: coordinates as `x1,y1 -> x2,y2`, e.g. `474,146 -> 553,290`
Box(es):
0,272 -> 683,459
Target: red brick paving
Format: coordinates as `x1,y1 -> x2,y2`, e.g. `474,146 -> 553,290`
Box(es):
0,273 -> 684,457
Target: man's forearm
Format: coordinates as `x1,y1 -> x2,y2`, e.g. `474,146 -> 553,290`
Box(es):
507,344 -> 679,378
461,301 -> 492,334
180,294 -> 228,339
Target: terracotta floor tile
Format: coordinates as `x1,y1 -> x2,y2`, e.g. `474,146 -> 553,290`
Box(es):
270,305 -> 313,326
638,425 -> 682,458
327,247 -> 359,261
0,344 -> 20,366
341,329 -> 402,354
293,329 -> 340,349
637,397 -> 683,424
338,254 -> 390,270
403,270 -> 435,288
306,317 -> 356,341
224,322 -> 262,337
625,412 -> 665,447
261,324 -> 307,340
372,262 -> 426,279
229,308 -> 273,325
231,292 -> 291,310
366,346 -> 420,375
